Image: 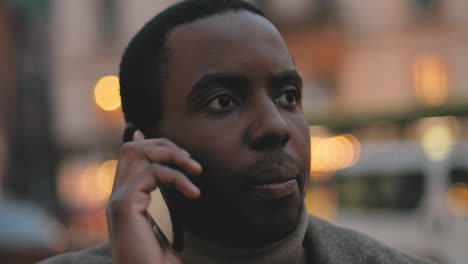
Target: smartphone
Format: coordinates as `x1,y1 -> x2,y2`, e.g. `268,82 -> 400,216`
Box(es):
146,187 -> 183,251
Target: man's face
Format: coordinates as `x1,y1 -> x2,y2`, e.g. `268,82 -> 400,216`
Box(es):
157,10 -> 310,246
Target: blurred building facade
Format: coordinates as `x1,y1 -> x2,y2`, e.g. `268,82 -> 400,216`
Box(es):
258,0 -> 468,119
51,0 -> 178,148
49,0 -> 468,166
1,0 -> 57,207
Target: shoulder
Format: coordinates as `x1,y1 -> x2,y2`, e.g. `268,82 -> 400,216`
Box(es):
37,243 -> 111,264
304,215 -> 435,264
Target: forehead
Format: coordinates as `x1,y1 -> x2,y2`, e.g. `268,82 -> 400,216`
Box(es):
164,10 -> 294,86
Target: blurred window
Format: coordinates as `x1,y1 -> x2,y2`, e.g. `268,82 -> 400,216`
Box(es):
415,0 -> 436,11
258,0 -> 336,25
334,171 -> 425,211
412,0 -> 441,18
98,0 -> 118,43
449,167 -> 468,185
448,167 -> 468,216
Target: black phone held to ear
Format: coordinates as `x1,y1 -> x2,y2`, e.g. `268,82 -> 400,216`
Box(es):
134,128 -> 184,252
146,187 -> 184,252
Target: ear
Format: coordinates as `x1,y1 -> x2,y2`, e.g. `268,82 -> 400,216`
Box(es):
123,122 -> 138,143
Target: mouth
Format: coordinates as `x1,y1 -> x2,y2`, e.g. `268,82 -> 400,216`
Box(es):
244,167 -> 299,199
239,152 -> 304,199
247,178 -> 298,198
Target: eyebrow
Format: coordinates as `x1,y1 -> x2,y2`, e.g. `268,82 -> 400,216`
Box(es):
189,73 -> 250,101
269,70 -> 303,91
188,70 -> 303,102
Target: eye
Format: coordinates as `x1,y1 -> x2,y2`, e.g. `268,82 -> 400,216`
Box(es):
275,89 -> 300,107
206,94 -> 237,110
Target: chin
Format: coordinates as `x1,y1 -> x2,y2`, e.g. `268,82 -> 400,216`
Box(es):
243,176 -> 307,236
230,192 -> 305,246
175,189 -> 304,247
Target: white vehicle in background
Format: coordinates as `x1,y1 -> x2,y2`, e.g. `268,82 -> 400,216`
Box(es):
330,140 -> 468,264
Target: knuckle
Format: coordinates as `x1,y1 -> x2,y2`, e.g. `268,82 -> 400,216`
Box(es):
106,198 -> 123,219
158,137 -> 174,146
106,188 -> 129,216
107,196 -> 135,219
120,142 -> 136,155
149,162 -> 161,170
149,164 -> 177,182
131,192 -> 150,205
168,148 -> 179,158
149,163 -> 165,175
133,144 -> 146,154
105,203 -> 115,219
158,137 -> 169,144
158,163 -> 172,173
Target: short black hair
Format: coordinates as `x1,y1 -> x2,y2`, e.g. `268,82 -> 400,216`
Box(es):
119,0 -> 264,141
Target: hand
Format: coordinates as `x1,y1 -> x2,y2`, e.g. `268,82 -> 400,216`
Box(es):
106,131 -> 202,264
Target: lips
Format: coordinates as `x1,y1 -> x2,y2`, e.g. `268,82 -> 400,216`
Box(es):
243,165 -> 300,198
248,178 -> 298,198
234,151 -> 304,199
246,167 -> 297,186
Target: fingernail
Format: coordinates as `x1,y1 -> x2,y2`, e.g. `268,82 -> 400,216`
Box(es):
133,130 -> 145,141
191,185 -> 201,198
181,149 -> 190,156
191,159 -> 202,169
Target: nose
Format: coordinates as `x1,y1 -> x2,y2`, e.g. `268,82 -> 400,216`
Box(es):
246,98 -> 291,151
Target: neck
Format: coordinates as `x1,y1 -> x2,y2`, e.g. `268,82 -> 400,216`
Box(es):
180,207 -> 308,264
183,213 -> 300,248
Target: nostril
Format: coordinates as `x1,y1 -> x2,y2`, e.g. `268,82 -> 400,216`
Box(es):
250,132 -> 290,150
281,134 -> 291,146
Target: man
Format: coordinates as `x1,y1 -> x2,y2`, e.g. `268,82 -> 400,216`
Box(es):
40,0 -> 435,263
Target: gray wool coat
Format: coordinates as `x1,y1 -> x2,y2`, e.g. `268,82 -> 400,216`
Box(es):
38,214 -> 436,264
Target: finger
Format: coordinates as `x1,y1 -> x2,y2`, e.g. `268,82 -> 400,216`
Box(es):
118,157 -> 153,187
134,145 -> 202,176
110,163 -> 199,221
117,144 -> 201,187
113,141 -> 144,188
108,169 -> 156,217
113,136 -> 199,189
112,148 -> 149,190
111,159 -> 129,192
133,137 -> 191,157
152,138 -> 190,157
134,163 -> 200,199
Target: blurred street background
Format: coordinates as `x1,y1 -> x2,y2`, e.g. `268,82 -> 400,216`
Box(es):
1,0 -> 468,263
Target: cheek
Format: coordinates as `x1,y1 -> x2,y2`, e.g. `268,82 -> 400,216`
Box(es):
194,139 -> 240,169
187,134 -> 247,197
287,114 -> 311,166
177,119 -> 247,172
287,116 -> 311,193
